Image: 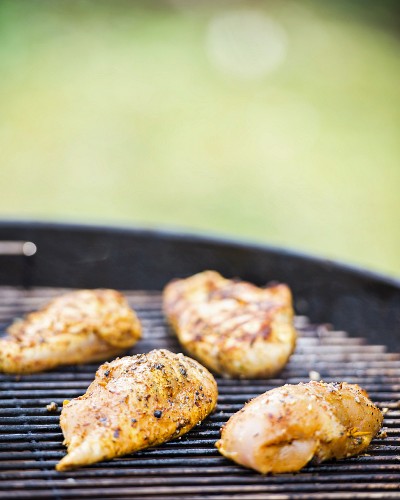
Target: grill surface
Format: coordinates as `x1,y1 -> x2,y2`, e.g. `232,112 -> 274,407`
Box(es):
0,286 -> 399,499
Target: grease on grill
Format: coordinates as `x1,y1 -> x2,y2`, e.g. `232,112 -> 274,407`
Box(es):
46,401 -> 58,412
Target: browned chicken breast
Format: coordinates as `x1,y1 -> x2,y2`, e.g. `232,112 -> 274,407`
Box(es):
216,381 -> 383,473
56,349 -> 218,471
0,289 -> 142,373
163,270 -> 297,378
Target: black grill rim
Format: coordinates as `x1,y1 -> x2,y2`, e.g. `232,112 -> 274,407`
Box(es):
1,218 -> 399,287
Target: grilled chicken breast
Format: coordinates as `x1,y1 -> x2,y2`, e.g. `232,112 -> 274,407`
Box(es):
163,271 -> 297,378
56,349 -> 218,471
0,289 -> 142,373
216,381 -> 383,473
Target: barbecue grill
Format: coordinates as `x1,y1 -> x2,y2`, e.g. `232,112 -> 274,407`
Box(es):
1,220 -> 399,499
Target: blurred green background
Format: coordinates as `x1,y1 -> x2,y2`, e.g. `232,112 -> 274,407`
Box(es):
0,0 -> 399,276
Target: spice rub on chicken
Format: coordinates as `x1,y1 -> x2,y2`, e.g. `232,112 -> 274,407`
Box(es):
56,349 -> 217,471
0,289 -> 142,373
163,271 -> 297,378
216,381 -> 383,474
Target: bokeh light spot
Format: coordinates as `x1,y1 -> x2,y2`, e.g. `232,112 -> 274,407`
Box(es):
206,10 -> 288,79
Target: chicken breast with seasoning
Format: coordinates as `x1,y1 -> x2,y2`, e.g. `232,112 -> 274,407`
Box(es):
56,349 -> 218,471
216,381 -> 383,473
163,271 -> 297,378
0,289 -> 142,373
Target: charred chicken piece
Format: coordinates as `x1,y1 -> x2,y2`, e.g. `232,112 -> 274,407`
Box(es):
163,270 -> 297,378
0,289 -> 142,373
216,381 -> 383,473
56,349 -> 218,471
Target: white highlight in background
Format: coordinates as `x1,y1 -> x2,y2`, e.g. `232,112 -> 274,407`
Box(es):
206,10 -> 288,79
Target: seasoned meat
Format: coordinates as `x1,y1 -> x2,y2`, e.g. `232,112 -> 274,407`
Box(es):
56,349 -> 218,471
216,381 -> 383,473
163,270 -> 297,378
0,289 -> 141,373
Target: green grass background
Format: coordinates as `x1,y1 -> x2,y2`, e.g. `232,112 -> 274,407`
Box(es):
0,0 -> 399,277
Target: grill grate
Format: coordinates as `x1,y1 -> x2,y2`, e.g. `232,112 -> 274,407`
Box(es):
0,286 -> 400,499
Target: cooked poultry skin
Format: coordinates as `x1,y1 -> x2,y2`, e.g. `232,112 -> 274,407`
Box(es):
163,270 -> 297,378
0,289 -> 142,373
56,349 -> 218,471
216,381 -> 383,474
